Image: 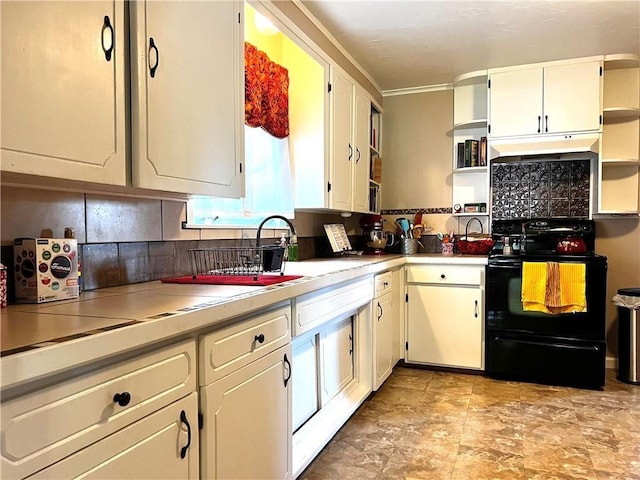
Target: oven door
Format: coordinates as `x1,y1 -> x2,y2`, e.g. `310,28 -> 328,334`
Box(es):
486,256 -> 607,341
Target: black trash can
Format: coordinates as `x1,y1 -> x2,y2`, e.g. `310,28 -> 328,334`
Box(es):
615,288 -> 640,385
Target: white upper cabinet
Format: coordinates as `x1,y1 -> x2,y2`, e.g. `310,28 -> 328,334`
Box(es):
329,68 -> 354,211
130,0 -> 244,197
0,1 -> 127,185
329,66 -> 373,213
489,60 -> 603,138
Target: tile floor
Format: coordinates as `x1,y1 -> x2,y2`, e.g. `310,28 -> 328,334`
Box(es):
300,367 -> 640,480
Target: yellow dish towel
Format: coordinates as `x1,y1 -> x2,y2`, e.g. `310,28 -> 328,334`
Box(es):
522,262 -> 587,314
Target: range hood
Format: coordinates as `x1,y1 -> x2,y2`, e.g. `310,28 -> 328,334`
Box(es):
489,133 -> 600,160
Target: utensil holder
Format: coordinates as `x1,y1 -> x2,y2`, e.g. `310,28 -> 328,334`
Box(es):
400,238 -> 418,255
441,242 -> 454,256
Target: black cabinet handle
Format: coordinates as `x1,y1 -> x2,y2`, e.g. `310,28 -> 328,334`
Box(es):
377,301 -> 382,321
348,143 -> 353,161
283,353 -> 291,387
101,16 -> 114,62
179,410 -> 192,459
474,300 -> 479,318
440,274 -> 446,279
356,147 -> 361,163
349,334 -> 353,355
544,115 -> 548,133
537,115 -> 541,133
148,37 -> 159,78
113,391 -> 131,407
254,333 -> 265,344
383,281 -> 389,287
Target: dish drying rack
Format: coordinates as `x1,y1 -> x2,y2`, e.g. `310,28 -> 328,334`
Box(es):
188,246 -> 286,280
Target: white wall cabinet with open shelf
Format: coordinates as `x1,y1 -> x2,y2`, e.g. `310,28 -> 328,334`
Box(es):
598,55 -> 640,215
452,71 -> 490,217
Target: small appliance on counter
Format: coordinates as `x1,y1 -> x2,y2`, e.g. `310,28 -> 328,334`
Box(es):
359,214 -> 395,255
14,238 -> 79,303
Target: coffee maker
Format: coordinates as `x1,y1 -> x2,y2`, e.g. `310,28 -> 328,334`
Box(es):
359,214 -> 394,255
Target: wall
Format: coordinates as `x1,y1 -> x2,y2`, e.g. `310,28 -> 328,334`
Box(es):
595,218 -> 640,358
380,89 -> 461,236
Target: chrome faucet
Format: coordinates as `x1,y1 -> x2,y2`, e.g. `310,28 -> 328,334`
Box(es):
256,215 -> 297,248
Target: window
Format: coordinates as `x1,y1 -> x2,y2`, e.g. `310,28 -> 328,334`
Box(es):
187,125 -> 294,228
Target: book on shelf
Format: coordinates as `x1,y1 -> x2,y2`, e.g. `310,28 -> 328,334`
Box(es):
457,142 -> 465,169
479,136 -> 487,166
464,139 -> 479,167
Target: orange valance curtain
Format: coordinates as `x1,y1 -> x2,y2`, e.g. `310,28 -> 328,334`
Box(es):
244,42 -> 289,139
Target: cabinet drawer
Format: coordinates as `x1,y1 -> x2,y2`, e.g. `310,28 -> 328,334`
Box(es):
199,304 -> 291,386
406,265 -> 483,286
29,393 -> 199,480
374,272 -> 392,296
293,278 -> 373,336
1,340 -> 196,480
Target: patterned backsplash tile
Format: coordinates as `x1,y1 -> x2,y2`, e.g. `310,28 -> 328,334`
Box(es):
491,159 -> 590,219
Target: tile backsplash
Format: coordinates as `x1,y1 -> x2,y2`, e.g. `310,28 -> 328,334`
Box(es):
491,159 -> 591,219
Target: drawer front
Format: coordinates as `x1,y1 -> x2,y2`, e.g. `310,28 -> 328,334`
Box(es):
374,272 -> 392,296
293,277 -> 373,336
1,340 -> 196,480
406,265 -> 483,286
199,304 -> 291,386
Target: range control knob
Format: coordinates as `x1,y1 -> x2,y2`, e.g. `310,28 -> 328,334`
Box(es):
582,224 -> 592,232
572,224 -> 580,231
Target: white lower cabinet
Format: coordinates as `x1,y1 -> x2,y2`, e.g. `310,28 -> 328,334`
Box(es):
28,393 -> 199,479
198,304 -> 292,480
373,271 -> 395,390
1,340 -> 196,480
292,332 -> 319,432
319,316 -> 354,405
200,345 -> 292,480
406,265 -> 484,370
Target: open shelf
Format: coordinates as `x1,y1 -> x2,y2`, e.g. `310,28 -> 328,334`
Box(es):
453,119 -> 487,130
603,107 -> 640,120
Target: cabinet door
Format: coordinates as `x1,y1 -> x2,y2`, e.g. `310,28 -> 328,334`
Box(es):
130,0 -> 243,197
489,68 -> 543,137
329,68 -> 354,210
320,316 -> 354,405
543,61 -> 602,134
292,333 -> 319,432
391,269 -> 404,365
0,1 -> 127,186
407,284 -> 483,369
373,292 -> 394,389
353,87 -> 371,213
201,345 -> 292,480
29,393 -> 199,480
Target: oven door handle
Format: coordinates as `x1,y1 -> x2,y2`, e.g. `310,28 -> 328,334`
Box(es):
487,263 -> 522,269
492,336 -> 602,352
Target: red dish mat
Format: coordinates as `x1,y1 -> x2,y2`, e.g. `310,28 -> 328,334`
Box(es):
161,274 -> 303,286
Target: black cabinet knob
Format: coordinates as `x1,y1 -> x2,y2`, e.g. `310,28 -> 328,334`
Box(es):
440,274 -> 446,279
113,391 -> 131,407
254,333 -> 265,344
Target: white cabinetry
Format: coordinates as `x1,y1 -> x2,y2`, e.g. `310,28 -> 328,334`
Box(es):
292,332 -> 319,432
292,278 -> 373,477
320,316 -> 354,404
329,67 -> 373,213
1,340 -> 197,480
598,55 -> 640,214
406,265 -> 484,370
29,394 -> 199,480
198,304 -> 292,480
452,71 -> 489,216
0,1 -> 127,186
130,0 -> 244,197
373,271 -> 394,390
488,60 -> 603,138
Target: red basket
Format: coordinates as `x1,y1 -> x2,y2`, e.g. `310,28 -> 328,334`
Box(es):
457,217 -> 494,255
457,238 -> 494,255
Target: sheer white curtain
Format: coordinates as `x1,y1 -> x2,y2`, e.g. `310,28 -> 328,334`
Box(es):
188,125 -> 294,227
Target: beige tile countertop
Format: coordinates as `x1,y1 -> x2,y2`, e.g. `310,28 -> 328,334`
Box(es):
0,254 -> 487,392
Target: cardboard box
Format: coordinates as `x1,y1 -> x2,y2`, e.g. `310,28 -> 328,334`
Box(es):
14,238 -> 79,303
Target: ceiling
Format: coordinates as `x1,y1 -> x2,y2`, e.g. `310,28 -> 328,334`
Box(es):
300,0 -> 640,92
